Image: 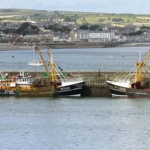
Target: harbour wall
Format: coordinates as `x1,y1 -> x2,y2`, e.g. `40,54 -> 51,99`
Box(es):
83,84 -> 111,97
72,71 -> 116,97
0,42 -> 150,51
45,42 -> 120,49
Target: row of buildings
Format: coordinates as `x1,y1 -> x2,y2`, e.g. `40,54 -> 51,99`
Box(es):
70,29 -> 124,42
0,29 -> 126,43
0,16 -> 149,43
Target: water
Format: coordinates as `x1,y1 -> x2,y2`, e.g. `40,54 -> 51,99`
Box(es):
1,46 -> 150,72
0,97 -> 150,150
1,47 -> 150,150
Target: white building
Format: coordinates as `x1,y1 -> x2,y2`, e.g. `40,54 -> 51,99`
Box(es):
70,29 -> 89,42
71,29 -> 119,42
26,16 -> 36,24
88,31 -> 115,42
62,22 -> 75,26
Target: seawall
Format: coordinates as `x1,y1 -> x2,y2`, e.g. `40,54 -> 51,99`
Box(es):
0,42 -> 150,51
45,42 -> 120,49
0,42 -> 122,50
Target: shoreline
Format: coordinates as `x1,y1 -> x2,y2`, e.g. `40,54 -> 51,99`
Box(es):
0,42 -> 150,51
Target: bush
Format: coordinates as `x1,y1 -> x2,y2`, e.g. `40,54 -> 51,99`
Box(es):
112,18 -> 123,22
129,30 -> 143,36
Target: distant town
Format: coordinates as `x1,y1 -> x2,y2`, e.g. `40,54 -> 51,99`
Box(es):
0,15 -> 150,45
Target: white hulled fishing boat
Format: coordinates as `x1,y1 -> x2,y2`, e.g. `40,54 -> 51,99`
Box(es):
106,51 -> 150,97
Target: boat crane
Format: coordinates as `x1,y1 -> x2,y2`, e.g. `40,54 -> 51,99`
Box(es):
13,29 -> 27,45
13,35 -> 20,45
35,46 -> 50,77
35,46 -> 61,84
47,49 -> 58,82
133,51 -> 150,88
47,49 -> 67,82
134,51 -> 150,82
35,46 -> 64,81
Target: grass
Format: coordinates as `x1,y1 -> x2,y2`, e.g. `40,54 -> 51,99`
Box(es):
0,9 -> 150,27
76,14 -> 150,27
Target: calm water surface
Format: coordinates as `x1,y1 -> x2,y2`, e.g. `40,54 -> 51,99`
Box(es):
0,97 -> 150,150
0,46 -> 150,72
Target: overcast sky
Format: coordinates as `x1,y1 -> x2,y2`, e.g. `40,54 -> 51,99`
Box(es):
0,0 -> 150,14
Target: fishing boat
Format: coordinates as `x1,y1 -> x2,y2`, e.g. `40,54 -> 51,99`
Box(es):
35,46 -> 86,97
106,51 -> 149,97
106,68 -> 135,97
9,47 -> 85,97
54,78 -> 85,97
125,50 -> 150,98
9,69 -> 55,97
107,50 -> 150,98
106,80 -> 131,97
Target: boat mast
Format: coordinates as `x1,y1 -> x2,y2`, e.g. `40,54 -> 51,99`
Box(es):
47,49 -> 66,82
47,49 -> 57,82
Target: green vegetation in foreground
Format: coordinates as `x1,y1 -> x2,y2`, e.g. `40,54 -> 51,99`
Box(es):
0,9 -> 150,27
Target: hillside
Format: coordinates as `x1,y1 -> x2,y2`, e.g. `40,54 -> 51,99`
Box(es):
0,9 -> 150,27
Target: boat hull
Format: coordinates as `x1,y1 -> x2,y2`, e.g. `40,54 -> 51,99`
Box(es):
15,86 -> 54,97
0,80 -> 16,96
109,88 -> 127,97
0,90 -> 15,96
55,81 -> 85,97
126,88 -> 150,98
13,81 -> 85,97
106,81 -> 130,97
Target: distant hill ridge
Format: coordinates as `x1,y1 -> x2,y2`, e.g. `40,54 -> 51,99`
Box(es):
0,9 -> 149,27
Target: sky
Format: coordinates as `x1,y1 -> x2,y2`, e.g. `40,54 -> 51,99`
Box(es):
0,0 -> 150,14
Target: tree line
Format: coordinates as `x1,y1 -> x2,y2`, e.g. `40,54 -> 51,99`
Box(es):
2,22 -> 39,35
